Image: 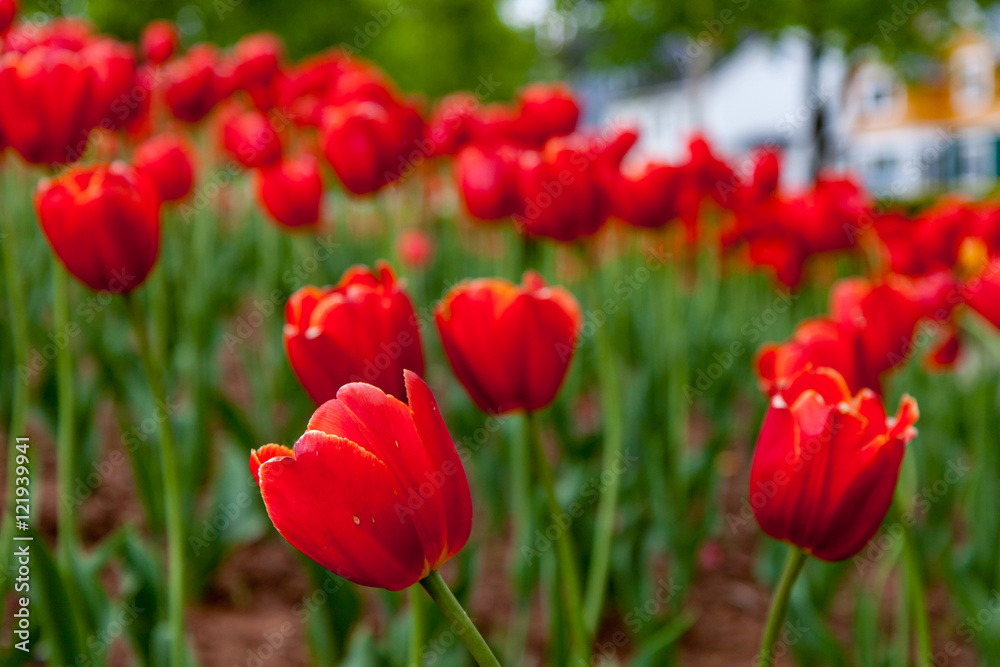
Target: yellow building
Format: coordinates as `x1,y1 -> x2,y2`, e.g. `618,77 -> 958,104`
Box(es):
840,31 -> 1000,198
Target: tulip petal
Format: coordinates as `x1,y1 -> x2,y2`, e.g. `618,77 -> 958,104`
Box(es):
258,430 -> 427,590
404,370 -> 473,566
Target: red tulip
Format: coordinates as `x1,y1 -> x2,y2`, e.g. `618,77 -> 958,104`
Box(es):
425,92 -> 478,156
250,370 -> 473,591
133,133 -> 196,202
435,271 -> 582,414
233,32 -> 283,90
830,276 -> 926,383
749,367 -> 918,561
878,202 -> 974,276
745,149 -> 780,204
513,82 -> 580,149
468,103 -> 519,144
0,0 -> 17,37
796,177 -> 867,254
164,44 -> 228,123
284,262 -> 424,403
232,32 -> 283,109
756,318 -> 865,396
745,232 -> 807,288
256,152 -> 323,228
276,50 -> 352,127
83,38 -> 137,131
0,46 -> 96,165
321,99 -> 423,195
35,162 -> 161,293
140,20 -> 178,65
515,135 -> 615,242
610,161 -> 683,229
221,108 -> 282,168
454,142 -> 522,221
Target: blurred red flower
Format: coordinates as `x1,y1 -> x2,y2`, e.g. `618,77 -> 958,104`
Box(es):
454,142 -> 522,221
321,98 -> 424,195
255,152 -> 323,228
164,44 -> 230,123
512,82 -> 580,149
221,107 -> 283,168
514,131 -> 632,242
133,133 -> 196,202
139,20 -> 179,65
0,46 -> 96,164
35,162 -> 161,293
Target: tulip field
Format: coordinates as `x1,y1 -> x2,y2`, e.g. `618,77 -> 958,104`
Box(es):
4,5 -> 1000,667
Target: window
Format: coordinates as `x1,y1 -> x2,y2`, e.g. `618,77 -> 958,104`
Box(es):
866,153 -> 897,192
951,47 -> 994,112
862,77 -> 894,115
958,140 -> 991,180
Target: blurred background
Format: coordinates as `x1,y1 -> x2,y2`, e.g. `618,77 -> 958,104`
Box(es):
22,0 -> 1000,197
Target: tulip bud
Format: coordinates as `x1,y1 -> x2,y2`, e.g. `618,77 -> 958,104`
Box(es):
611,161 -> 683,229
251,371 -> 473,591
82,38 -> 138,131
435,271 -> 582,414
164,44 -> 228,123
512,82 -> 580,149
35,162 -> 161,293
514,136 -> 613,242
749,367 -> 918,561
454,142 -> 521,221
140,20 -> 179,65
425,92 -> 478,156
321,98 -> 424,195
232,32 -> 283,92
221,107 -> 282,168
284,262 -> 424,403
0,46 -> 96,165
255,152 -> 323,228
133,133 -> 196,202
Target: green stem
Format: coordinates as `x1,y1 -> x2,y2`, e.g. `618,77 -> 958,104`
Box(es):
582,261 -> 625,634
126,292 -> 186,667
525,411 -> 590,662
521,235 -> 540,274
0,165 -> 31,593
903,531 -> 932,667
409,585 -> 424,667
505,416 -> 534,663
758,546 -> 807,667
52,263 -> 96,663
53,264 -> 76,564
418,571 -> 500,667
